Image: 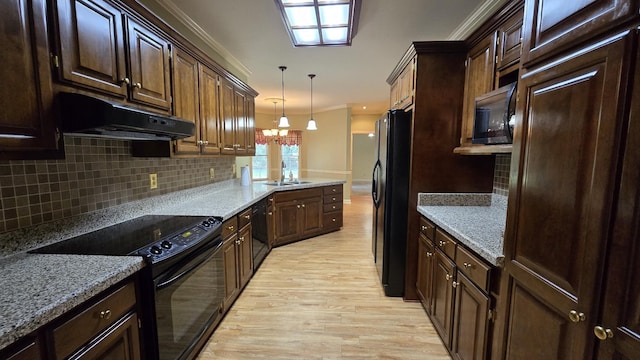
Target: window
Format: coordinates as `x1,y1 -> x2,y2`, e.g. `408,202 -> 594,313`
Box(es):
252,143 -> 268,180
281,144 -> 299,180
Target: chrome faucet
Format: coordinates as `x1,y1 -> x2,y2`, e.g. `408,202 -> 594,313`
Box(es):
280,161 -> 286,182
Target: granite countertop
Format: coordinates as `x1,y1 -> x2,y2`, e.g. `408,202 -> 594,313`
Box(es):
0,178 -> 344,352
416,193 -> 507,266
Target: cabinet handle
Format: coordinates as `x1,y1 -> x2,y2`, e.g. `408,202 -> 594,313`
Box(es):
268,211 -> 273,216
439,240 -> 447,247
569,310 -> 586,323
133,82 -> 142,89
426,252 -> 433,257
332,197 -> 336,201
421,225 -> 427,231
332,205 -> 336,209
332,218 -> 336,222
452,281 -> 458,288
297,205 -> 301,209
235,239 -> 240,245
239,236 -> 245,241
445,274 -> 452,281
332,188 -> 336,192
594,326 -> 614,340
227,225 -> 234,231
301,204 -> 306,208
244,214 -> 250,219
463,262 -> 473,270
203,140 -> 209,145
120,77 -> 130,85
99,309 -> 112,320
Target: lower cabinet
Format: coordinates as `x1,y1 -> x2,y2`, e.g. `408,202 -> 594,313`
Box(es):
417,214 -> 496,360
222,209 -> 253,311
273,185 -> 343,246
0,277 -> 143,360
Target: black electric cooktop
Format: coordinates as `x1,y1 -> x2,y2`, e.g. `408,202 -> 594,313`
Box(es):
30,215 -> 222,260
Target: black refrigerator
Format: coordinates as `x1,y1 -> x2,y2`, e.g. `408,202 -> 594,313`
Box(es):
371,109 -> 412,297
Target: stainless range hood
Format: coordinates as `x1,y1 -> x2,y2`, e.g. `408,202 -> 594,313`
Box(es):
59,92 -> 195,141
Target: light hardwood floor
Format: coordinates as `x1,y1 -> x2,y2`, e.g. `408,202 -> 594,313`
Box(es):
197,194 -> 451,359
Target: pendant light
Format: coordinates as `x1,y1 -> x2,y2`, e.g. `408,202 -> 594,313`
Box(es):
278,66 -> 290,128
262,98 -> 288,138
306,74 -> 318,131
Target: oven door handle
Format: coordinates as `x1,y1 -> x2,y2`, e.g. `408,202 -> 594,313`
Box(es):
155,239 -> 223,290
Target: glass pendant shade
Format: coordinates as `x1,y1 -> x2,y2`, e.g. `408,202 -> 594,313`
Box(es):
278,116 -> 290,127
262,129 -> 273,136
306,119 -> 317,130
278,66 -> 290,127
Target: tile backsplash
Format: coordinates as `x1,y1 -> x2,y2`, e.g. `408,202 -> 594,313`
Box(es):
493,154 -> 511,196
0,136 -> 234,233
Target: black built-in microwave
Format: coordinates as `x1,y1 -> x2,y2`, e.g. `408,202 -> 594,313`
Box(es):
472,82 -> 517,144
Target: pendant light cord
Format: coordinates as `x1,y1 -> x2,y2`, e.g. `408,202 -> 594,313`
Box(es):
279,66 -> 287,117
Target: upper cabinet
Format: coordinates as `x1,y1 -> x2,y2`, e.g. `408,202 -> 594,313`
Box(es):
389,57 -> 415,110
220,79 -> 255,156
54,0 -> 172,111
521,0 -> 637,66
496,8 -> 524,70
0,0 -> 63,160
172,47 -> 202,154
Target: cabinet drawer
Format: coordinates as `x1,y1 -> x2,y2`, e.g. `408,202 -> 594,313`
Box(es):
323,184 -> 343,195
435,229 -> 457,259
323,194 -> 342,204
238,208 -> 251,228
455,246 -> 491,292
52,281 -> 136,360
419,217 -> 435,240
323,212 -> 343,230
222,217 -> 238,239
275,188 -> 322,203
323,202 -> 343,213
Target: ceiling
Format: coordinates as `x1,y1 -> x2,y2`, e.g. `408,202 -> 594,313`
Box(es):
153,0 -> 507,115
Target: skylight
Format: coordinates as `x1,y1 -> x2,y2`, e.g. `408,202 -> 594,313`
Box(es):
275,0 -> 360,47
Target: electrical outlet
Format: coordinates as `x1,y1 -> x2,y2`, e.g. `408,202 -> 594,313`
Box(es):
209,168 -> 215,179
149,173 -> 158,189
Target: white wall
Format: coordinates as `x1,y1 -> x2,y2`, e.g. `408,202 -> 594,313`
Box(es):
352,134 -> 377,181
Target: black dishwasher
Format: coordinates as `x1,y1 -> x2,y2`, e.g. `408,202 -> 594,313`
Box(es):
252,198 -> 270,270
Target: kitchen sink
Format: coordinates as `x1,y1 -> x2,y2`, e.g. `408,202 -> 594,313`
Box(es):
264,181 -> 311,186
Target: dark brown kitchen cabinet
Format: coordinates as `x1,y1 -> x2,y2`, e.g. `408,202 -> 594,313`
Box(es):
431,248 -> 456,349
244,95 -> 256,156
521,0 -> 637,66
173,48 -> 222,155
416,233 -> 435,314
234,89 -> 248,154
222,210 -> 253,311
389,58 -> 415,110
0,0 -> 62,160
322,185 -> 343,232
496,8 -> 523,70
451,272 -> 490,360
172,47 -> 201,154
54,0 -> 172,111
595,40 -> 640,359
219,79 -> 255,155
51,279 -> 141,360
273,188 -> 323,246
502,31 -> 632,360
0,338 -> 42,360
459,33 -> 496,147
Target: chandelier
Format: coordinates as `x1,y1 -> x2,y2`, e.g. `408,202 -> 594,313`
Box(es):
262,98 -> 288,139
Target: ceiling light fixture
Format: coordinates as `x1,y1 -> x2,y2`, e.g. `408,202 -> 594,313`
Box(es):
263,98 -> 288,140
275,0 -> 360,47
278,66 -> 290,128
307,74 -> 317,131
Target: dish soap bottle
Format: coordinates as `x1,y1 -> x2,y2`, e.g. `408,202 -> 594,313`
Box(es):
289,171 -> 294,181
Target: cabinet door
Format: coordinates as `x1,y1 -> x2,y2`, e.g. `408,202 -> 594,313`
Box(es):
245,96 -> 256,155
0,0 -> 61,158
234,90 -> 247,154
274,200 -> 300,245
416,234 -> 435,314
431,249 -> 456,349
595,39 -> 640,359
521,0 -> 636,66
126,17 -> 171,110
238,224 -> 253,288
219,79 -> 236,154
222,236 -> 239,310
496,8 -> 523,70
503,32 -> 631,360
55,0 -> 127,97
172,48 -> 200,155
301,196 -> 323,236
199,65 -> 221,155
1,338 -> 42,360
451,273 -> 489,360
69,312 -> 141,360
460,33 -> 496,146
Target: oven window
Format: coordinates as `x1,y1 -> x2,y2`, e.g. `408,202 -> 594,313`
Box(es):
155,243 -> 225,360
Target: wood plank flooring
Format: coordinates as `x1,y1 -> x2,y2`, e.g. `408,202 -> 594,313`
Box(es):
197,194 -> 451,359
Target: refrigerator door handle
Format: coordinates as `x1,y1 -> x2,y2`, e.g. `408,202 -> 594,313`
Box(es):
372,160 -> 381,207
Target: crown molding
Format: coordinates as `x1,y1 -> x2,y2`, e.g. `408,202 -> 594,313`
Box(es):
153,0 -> 252,78
447,0 -> 510,40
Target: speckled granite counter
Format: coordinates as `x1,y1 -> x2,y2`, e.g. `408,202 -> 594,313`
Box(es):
417,193 -> 507,266
0,178 -> 344,352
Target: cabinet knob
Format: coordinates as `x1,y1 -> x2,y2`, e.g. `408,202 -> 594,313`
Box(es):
426,252 -> 433,257
228,225 -> 234,231
203,140 -> 209,145
445,274 -> 452,281
244,214 -> 250,219
301,204 -> 306,208
420,225 -> 427,231
133,82 -> 142,89
332,197 -> 336,201
569,310 -> 586,323
120,77 -> 130,85
297,205 -> 301,209
594,326 -> 614,340
332,188 -> 336,192
239,236 -> 245,241
235,239 -> 240,245
452,281 -> 458,288
332,218 -> 336,222
268,211 -> 273,216
463,262 -> 473,270
99,309 -> 112,320
439,240 -> 447,247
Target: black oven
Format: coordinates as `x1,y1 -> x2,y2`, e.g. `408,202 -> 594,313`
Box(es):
30,215 -> 225,360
